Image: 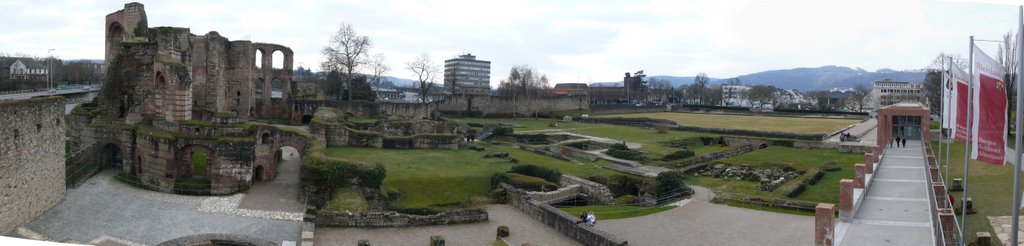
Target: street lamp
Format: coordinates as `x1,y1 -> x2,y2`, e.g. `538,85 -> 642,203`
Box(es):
47,49 -> 55,91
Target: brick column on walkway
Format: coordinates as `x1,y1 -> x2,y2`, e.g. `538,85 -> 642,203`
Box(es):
840,179 -> 854,222
939,209 -> 956,243
815,203 -> 836,246
933,182 -> 947,209
854,164 -> 866,188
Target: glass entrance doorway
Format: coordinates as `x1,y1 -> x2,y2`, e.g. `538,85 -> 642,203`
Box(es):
891,115 -> 922,140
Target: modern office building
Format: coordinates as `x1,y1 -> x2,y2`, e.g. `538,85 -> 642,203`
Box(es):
865,79 -> 925,110
444,53 -> 491,95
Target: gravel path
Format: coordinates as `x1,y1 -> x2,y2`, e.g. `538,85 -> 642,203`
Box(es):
315,205 -> 578,246
23,171 -> 302,245
238,147 -> 304,213
598,186 -> 813,246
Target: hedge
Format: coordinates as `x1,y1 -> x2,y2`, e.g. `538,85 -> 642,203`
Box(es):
509,164 -> 562,183
662,150 -> 695,161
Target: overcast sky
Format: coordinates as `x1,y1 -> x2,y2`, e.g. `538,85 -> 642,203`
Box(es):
0,0 -> 1021,87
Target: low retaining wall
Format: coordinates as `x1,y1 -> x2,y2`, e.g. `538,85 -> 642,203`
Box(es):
503,184 -> 628,246
589,104 -> 668,115
560,175 -> 615,205
315,208 -> 488,227
528,185 -> 582,203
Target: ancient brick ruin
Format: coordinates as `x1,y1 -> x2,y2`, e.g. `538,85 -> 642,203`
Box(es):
66,2 -> 307,194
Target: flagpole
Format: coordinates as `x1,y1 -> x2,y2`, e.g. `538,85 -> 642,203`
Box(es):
946,56 -> 953,189
960,36 -> 974,246
1011,6 -> 1024,245
939,56 -> 946,185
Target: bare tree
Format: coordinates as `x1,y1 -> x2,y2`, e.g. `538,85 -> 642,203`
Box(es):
747,85 -> 777,109
688,73 -> 711,105
498,65 -> 549,117
406,53 -> 439,103
321,22 -> 371,101
647,77 -> 673,102
848,83 -> 870,112
368,53 -> 389,88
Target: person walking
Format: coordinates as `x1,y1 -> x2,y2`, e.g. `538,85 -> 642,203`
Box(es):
901,138 -> 907,148
895,136 -> 901,148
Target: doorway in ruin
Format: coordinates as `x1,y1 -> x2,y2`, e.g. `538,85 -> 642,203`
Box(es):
101,143 -> 123,169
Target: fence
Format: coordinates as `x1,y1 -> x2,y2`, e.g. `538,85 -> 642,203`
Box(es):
65,143 -> 101,188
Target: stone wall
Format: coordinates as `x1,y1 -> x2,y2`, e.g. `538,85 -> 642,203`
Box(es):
311,107 -> 461,150
589,104 -> 668,115
0,97 -> 66,234
527,185 -> 582,203
502,184 -> 629,246
315,208 -> 488,227
560,175 -> 615,205
292,100 -> 440,124
438,94 -> 588,117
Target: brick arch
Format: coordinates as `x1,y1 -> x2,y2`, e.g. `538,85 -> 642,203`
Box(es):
99,139 -> 128,170
178,144 -> 215,179
252,128 -> 308,182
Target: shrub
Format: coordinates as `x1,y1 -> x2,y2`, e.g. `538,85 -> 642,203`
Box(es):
655,124 -> 668,134
489,173 -> 510,190
807,169 -> 825,185
662,150 -> 695,161
614,195 -> 638,205
821,161 -> 841,172
608,175 -> 649,197
506,173 -> 559,192
359,163 -> 387,188
468,122 -> 483,127
608,143 -> 629,151
492,127 -> 514,136
605,148 -> 645,161
654,171 -> 692,201
784,184 -> 807,198
509,164 -> 562,183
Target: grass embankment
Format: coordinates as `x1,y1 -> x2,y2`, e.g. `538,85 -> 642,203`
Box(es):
688,146 -> 862,206
566,125 -> 728,162
326,143 -> 621,211
936,141 -> 1017,246
596,112 -> 859,135
558,205 -> 678,220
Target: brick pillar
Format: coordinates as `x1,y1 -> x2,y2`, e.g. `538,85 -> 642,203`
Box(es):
933,182 -> 947,209
927,155 -> 936,166
864,153 -> 874,166
939,209 -> 956,243
854,164 -> 866,188
815,203 -> 836,246
840,179 -> 854,222
929,165 -> 940,183
977,232 -> 992,246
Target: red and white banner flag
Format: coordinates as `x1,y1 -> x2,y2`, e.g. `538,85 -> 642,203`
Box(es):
971,45 -> 1008,165
951,64 -> 970,142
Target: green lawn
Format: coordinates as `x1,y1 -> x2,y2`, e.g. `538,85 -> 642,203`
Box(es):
597,112 -> 860,135
935,141 -> 1018,246
326,143 -> 621,210
557,205 -> 678,220
689,146 -> 862,205
565,125 -> 729,164
449,117 -> 604,132
325,187 -> 369,212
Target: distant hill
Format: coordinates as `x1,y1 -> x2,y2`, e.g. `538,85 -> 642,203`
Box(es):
594,66 -> 925,91
380,76 -> 421,88
730,65 -> 925,90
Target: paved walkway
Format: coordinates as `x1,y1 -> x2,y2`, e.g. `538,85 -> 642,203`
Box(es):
599,186 -> 813,246
837,140 -> 934,246
315,205 -> 578,246
21,171 -> 302,245
239,147 -> 304,213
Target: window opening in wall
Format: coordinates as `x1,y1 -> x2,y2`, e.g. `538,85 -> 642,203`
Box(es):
36,123 -> 42,132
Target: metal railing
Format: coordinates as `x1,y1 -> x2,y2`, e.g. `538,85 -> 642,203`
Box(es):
922,138 -> 961,246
